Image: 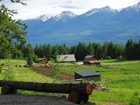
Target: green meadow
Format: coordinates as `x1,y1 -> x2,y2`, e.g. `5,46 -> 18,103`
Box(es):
0,59 -> 140,105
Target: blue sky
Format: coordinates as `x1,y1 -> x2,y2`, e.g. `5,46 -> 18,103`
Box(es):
2,0 -> 140,19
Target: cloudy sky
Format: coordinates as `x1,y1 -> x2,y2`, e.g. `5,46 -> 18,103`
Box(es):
2,0 -> 140,20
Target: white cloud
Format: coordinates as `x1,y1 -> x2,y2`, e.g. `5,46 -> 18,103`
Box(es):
3,0 -> 140,19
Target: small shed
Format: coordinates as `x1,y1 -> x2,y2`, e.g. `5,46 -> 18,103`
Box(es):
75,70 -> 100,81
84,55 -> 100,65
57,54 -> 76,62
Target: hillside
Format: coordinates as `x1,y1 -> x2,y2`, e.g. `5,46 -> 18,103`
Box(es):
23,2 -> 140,45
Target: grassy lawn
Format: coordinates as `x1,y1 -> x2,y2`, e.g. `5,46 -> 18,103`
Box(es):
0,59 -> 54,82
0,59 -> 140,105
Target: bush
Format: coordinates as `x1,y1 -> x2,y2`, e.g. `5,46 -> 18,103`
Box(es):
32,55 -> 39,63
26,57 -> 33,67
129,92 -> 140,105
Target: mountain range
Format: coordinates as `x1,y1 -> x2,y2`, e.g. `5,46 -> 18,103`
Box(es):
23,2 -> 140,45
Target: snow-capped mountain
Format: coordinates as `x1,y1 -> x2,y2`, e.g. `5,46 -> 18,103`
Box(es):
24,2 -> 140,45
112,2 -> 140,25
85,6 -> 117,16
53,11 -> 77,22
39,15 -> 52,22
129,1 -> 140,12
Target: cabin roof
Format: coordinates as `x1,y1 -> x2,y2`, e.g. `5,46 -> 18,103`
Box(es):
75,70 -> 100,77
57,54 -> 76,62
84,55 -> 95,59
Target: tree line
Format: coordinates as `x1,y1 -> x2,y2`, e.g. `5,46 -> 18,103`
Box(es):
34,39 -> 140,61
1,39 -> 139,61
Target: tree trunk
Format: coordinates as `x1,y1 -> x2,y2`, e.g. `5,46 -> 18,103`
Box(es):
0,80 -> 92,93
0,80 -> 96,104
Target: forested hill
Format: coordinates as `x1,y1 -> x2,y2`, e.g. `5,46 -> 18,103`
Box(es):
24,2 -> 140,45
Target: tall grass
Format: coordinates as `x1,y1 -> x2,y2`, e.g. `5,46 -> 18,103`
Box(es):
129,92 -> 140,105
3,58 -> 15,80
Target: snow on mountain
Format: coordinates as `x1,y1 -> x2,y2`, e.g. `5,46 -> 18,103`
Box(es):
54,11 -> 77,22
39,14 -> 52,22
132,1 -> 140,12
85,6 -> 117,16
134,1 -> 140,7
121,1 -> 140,12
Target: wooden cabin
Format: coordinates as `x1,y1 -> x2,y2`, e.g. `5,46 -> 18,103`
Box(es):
57,54 -> 76,62
84,55 -> 100,65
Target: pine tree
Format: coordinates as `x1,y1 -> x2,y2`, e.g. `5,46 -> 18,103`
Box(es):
75,42 -> 87,60
0,0 -> 26,58
87,43 -> 94,55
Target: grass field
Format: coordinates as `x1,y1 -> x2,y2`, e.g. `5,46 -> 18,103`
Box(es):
0,59 -> 140,105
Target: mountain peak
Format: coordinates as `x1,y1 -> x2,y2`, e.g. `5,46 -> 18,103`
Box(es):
123,1 -> 140,12
101,6 -> 113,10
101,6 -> 110,9
54,11 -> 77,22
85,6 -> 117,16
61,11 -> 76,15
135,2 -> 140,7
57,11 -> 77,18
134,3 -> 140,12
134,2 -> 140,10
39,14 -> 52,22
99,6 -> 117,12
86,8 -> 98,15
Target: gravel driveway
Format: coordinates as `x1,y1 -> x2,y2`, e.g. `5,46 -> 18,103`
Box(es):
0,95 -> 95,105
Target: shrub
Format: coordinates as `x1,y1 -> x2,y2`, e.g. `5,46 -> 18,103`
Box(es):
26,57 -> 33,67
32,55 -> 38,63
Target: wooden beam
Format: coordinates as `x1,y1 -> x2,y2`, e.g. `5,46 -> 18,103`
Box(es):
0,80 -> 96,104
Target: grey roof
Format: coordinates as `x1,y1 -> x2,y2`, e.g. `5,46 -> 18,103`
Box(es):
57,54 -> 76,62
75,70 -> 100,77
84,55 -> 94,59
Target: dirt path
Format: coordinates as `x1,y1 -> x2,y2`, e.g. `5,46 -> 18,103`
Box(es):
0,95 -> 95,105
